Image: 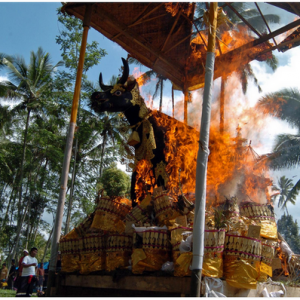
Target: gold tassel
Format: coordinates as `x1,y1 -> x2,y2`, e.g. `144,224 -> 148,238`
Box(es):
127,130 -> 140,146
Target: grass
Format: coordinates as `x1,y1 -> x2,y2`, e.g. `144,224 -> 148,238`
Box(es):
0,289 -> 38,297
0,289 -> 16,297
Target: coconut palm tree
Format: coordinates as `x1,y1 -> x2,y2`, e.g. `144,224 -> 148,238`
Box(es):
257,88 -> 300,169
271,176 -> 298,215
0,47 -> 63,260
128,57 -> 167,111
257,88 -> 300,206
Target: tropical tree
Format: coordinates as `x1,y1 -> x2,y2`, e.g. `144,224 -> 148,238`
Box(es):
99,162 -> 131,197
128,57 -> 167,111
277,214 -> 300,253
271,176 -> 298,214
0,47 -> 63,262
55,7 -> 107,234
257,88 -> 300,204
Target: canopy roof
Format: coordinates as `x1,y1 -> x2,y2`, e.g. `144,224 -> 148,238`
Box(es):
62,2 -> 300,91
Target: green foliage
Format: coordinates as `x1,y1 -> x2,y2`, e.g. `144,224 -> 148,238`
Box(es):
256,88 -> 300,171
213,208 -> 226,229
272,176 -> 298,214
0,289 -> 16,297
99,162 -> 131,198
277,214 -> 300,254
56,7 -> 107,77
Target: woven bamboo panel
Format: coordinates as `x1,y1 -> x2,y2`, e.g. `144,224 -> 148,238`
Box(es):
96,196 -> 131,220
204,229 -> 225,254
224,234 -> 261,261
142,229 -> 171,251
125,205 -> 150,224
106,234 -> 133,252
240,203 -> 274,219
153,193 -> 181,223
170,227 -> 192,251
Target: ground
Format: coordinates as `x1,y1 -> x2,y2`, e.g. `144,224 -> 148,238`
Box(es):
0,289 -> 38,297
0,289 -> 16,297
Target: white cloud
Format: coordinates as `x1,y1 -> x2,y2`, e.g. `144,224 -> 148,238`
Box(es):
251,47 -> 300,94
0,75 -> 8,82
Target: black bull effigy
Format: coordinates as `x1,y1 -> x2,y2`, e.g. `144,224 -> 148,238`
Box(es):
90,58 -> 199,205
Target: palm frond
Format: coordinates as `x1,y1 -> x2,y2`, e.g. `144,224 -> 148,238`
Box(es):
256,88 -> 300,130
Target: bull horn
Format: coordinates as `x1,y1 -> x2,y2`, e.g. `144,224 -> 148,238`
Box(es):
99,73 -> 113,91
117,57 -> 129,85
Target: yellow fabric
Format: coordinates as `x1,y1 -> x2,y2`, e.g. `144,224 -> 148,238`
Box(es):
260,261 -> 272,277
79,252 -> 106,274
173,251 -> 192,277
62,228 -> 79,240
132,249 -> 170,274
258,219 -> 278,240
91,211 -> 125,233
131,249 -> 147,267
203,252 -> 223,278
223,255 -> 260,289
105,251 -> 131,272
61,254 -> 80,273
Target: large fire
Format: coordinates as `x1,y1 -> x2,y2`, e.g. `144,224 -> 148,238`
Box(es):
130,20 -> 277,206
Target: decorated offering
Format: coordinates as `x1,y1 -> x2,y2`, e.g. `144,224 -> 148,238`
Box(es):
105,234 -> 133,272
131,227 -> 171,274
240,202 -> 277,240
91,196 -> 131,233
223,234 -> 262,289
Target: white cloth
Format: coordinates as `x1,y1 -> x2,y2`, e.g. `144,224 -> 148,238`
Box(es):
21,255 -> 38,276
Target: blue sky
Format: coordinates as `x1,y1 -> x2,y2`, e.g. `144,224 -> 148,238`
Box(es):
1,2 -> 300,227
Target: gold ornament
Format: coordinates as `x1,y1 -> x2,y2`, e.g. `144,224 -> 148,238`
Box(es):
155,161 -> 169,186
110,83 -> 125,94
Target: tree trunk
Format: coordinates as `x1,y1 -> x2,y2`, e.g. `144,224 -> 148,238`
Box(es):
64,137 -> 79,235
0,183 -> 8,200
9,177 -> 30,267
17,108 -> 31,223
25,170 -> 33,249
99,132 -> 107,178
42,226 -> 54,263
7,199 -> 30,273
1,178 -> 16,229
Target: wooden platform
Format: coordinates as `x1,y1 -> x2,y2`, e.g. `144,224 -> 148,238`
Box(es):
55,273 -> 300,297
56,273 -> 191,297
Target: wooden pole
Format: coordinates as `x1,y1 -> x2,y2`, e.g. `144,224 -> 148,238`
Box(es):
190,3 -> 218,297
172,85 -> 175,118
184,89 -> 188,124
46,4 -> 92,296
220,75 -> 226,134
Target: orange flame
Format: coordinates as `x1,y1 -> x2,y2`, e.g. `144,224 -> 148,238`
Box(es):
277,244 -> 289,276
133,107 -> 271,205
135,159 -> 155,203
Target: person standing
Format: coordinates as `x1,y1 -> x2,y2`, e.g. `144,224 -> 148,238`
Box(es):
18,250 -> 29,277
0,263 -> 8,289
16,247 -> 38,297
15,249 -> 29,291
7,259 -> 16,290
36,263 -> 44,293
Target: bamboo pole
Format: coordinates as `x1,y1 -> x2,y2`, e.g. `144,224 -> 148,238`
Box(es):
190,3 -> 218,297
46,4 -> 92,296
64,136 -> 78,235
